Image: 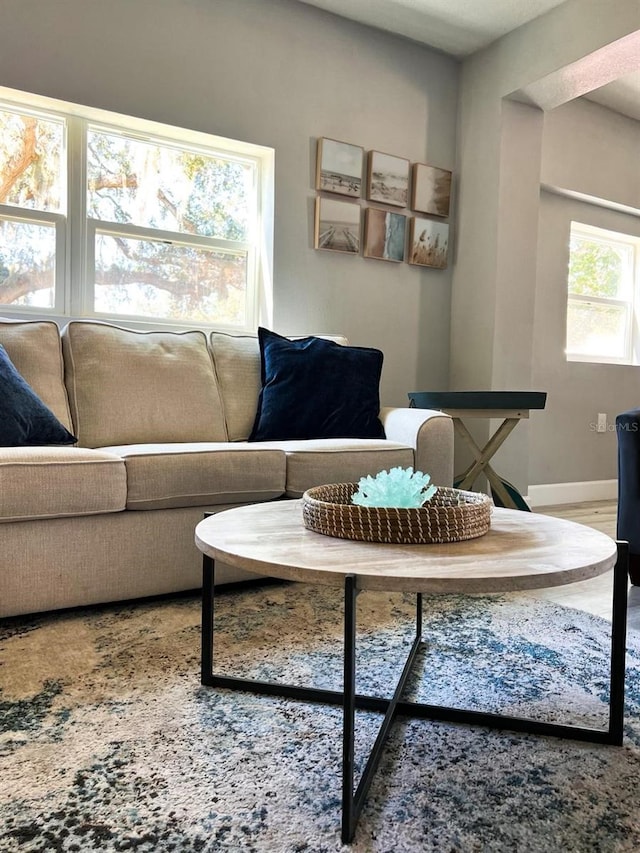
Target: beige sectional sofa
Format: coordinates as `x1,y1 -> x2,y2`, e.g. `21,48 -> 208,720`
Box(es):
0,318 -> 453,618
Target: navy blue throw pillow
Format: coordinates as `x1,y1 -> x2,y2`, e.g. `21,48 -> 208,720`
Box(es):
0,345 -> 77,446
249,328 -> 385,441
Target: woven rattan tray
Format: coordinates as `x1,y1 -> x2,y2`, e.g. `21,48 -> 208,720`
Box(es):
302,483 -> 491,544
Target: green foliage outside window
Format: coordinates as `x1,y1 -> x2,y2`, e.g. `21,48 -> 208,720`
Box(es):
568,237 -> 624,299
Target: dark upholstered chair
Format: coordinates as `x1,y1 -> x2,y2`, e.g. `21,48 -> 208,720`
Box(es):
616,408 -> 640,585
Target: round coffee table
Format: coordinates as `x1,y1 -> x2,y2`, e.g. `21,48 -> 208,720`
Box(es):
195,501 -> 628,844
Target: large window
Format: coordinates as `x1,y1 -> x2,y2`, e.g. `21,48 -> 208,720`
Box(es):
0,90 -> 273,331
566,221 -> 640,364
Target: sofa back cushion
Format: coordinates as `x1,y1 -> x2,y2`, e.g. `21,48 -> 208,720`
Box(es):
209,333 -> 263,441
210,331 -> 348,441
63,321 -> 227,447
0,318 -> 74,432
0,345 -> 77,446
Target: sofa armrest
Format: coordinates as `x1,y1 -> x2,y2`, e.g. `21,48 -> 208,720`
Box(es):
380,407 -> 453,487
616,408 -> 640,583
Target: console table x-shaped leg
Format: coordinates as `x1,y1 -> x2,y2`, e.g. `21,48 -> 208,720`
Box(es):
407,392 -> 547,512
452,413 -> 522,509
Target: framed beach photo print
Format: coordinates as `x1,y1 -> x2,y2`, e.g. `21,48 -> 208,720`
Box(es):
363,208 -> 406,262
366,151 -> 410,208
314,196 -> 361,254
411,163 -> 452,217
316,138 -> 364,198
409,217 -> 449,269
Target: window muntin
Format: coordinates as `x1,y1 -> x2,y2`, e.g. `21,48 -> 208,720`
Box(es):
0,90 -> 271,331
566,222 -> 639,364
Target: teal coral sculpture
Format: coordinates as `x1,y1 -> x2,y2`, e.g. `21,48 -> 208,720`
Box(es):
352,466 -> 437,508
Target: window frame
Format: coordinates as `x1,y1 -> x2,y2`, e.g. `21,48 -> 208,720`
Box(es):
566,220 -> 640,366
0,87 -> 274,333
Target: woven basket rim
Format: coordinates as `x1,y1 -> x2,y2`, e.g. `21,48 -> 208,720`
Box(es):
302,483 -> 491,510
301,483 -> 492,545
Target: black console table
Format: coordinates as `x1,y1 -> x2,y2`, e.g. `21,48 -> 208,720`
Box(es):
408,391 -> 547,511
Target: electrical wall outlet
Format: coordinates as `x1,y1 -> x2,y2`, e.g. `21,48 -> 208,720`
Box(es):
597,413 -> 607,433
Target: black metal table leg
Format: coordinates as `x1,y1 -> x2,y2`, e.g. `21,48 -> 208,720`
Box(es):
341,575 -> 357,843
200,542 -> 628,845
391,540 -> 629,746
609,540 -> 629,744
341,580 -> 424,843
201,554 -> 215,686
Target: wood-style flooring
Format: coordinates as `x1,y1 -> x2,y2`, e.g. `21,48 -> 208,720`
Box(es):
527,500 -> 640,632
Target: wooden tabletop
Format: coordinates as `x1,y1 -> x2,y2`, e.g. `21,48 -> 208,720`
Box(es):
195,500 -> 618,595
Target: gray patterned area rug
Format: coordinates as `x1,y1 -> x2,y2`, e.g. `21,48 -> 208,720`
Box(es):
2,581 -> 640,853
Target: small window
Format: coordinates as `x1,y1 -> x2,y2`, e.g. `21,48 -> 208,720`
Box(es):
566,222 -> 639,364
0,89 -> 273,332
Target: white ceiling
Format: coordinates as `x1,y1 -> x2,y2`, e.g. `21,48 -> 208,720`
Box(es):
297,0 -> 640,119
297,0 -> 569,57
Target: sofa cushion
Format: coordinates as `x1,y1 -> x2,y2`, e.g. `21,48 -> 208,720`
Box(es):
63,321 -> 228,447
209,331 -> 348,441
0,447 -> 126,522
209,333 -> 264,442
0,318 -> 74,431
100,443 -> 286,510
249,328 -> 385,441
255,438 -> 414,497
0,345 -> 77,446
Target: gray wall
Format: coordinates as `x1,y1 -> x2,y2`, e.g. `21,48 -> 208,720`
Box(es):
530,99 -> 640,486
541,99 -> 640,209
0,0 -> 459,407
452,0 -> 639,495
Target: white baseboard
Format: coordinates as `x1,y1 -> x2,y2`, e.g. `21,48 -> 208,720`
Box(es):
526,479 -> 617,508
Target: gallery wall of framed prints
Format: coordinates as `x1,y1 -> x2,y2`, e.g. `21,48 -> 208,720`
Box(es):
313,136 -> 452,269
